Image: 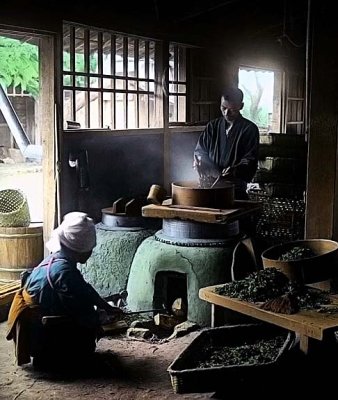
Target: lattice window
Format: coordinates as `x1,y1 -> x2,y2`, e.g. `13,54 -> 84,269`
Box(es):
168,43 -> 187,123
63,23 -> 189,130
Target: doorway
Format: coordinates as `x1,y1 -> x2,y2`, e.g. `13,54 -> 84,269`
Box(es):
0,28 -> 56,247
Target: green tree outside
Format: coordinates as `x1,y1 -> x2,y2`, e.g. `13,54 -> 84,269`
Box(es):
0,36 -> 39,97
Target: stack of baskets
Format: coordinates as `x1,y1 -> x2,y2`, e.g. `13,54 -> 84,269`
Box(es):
249,188 -> 305,245
0,189 -> 31,227
249,133 -> 307,245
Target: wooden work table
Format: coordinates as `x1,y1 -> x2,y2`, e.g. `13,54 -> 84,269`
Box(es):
199,284 -> 338,354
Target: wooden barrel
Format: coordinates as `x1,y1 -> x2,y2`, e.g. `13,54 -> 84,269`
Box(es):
172,181 -> 234,209
0,224 -> 43,281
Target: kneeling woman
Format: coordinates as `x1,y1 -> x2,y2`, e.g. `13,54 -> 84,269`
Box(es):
7,212 -> 123,368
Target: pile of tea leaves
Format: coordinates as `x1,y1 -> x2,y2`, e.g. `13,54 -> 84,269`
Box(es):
215,268 -> 290,302
293,284 -> 331,309
198,175 -> 214,188
215,268 -> 332,313
278,246 -> 316,261
196,335 -> 286,368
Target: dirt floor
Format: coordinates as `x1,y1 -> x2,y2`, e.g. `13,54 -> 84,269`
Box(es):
0,322 -> 215,400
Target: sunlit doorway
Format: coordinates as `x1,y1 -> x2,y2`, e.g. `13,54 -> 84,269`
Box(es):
0,28 -> 56,246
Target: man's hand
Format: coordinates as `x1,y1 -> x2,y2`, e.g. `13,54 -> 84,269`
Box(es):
221,166 -> 233,178
193,155 -> 202,176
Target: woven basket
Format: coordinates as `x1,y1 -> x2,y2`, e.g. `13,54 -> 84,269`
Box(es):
167,324 -> 295,394
0,189 -> 31,227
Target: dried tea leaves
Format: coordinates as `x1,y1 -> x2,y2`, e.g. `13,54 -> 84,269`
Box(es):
215,267 -> 332,314
215,268 -> 290,303
278,245 -> 316,261
196,335 -> 286,368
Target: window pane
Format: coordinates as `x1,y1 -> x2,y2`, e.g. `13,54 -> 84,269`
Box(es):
103,92 -> 114,129
63,75 -> 73,86
75,28 -> 85,73
90,92 -> 100,128
63,90 -> 73,126
149,41 -> 155,80
63,25 -> 71,72
75,75 -> 88,88
139,94 -> 149,128
128,38 -> 136,78
116,35 -> 124,77
169,83 -> 177,93
139,80 -> 148,91
116,92 -> 126,129
75,90 -> 87,128
128,80 -> 136,91
103,78 -> 114,89
169,95 -> 177,122
178,96 -> 186,121
178,47 -> 186,81
138,40 -> 146,79
102,33 -> 112,75
128,93 -> 137,128
90,77 -> 99,88
89,30 -> 99,73
116,79 -> 126,90
178,84 -> 186,94
149,82 -> 154,92
149,94 -> 155,126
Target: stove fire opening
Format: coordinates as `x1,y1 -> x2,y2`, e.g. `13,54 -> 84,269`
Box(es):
153,271 -> 187,320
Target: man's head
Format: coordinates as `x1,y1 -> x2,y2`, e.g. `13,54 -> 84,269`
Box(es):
46,211 -> 96,262
220,87 -> 244,123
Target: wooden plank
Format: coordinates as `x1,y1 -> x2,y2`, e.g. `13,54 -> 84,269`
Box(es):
0,281 -> 20,292
142,201 -> 261,224
199,285 -> 338,341
0,282 -> 19,291
0,286 -> 20,296
0,281 -> 20,306
0,289 -> 19,299
142,204 -> 239,223
40,35 -> 55,254
0,291 -> 18,306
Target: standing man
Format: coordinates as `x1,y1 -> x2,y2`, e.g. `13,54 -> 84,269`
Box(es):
194,87 -> 259,199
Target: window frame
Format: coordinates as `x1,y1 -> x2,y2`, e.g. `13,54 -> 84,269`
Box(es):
238,64 -> 283,134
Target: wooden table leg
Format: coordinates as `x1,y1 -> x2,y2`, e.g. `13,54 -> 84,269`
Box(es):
211,304 -> 224,327
299,335 -> 309,354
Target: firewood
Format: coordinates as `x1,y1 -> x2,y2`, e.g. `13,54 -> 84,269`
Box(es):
171,298 -> 187,317
154,313 -> 183,329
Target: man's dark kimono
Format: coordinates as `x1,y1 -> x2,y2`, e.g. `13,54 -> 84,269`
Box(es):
194,115 -> 259,199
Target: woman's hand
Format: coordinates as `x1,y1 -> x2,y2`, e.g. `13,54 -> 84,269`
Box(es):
105,303 -> 125,316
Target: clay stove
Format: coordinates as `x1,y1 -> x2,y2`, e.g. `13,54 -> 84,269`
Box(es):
126,182 -> 260,326
80,197 -> 158,297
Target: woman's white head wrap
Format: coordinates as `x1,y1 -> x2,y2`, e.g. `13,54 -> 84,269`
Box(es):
46,212 -> 96,253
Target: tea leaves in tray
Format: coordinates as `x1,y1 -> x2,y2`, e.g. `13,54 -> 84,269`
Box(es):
215,268 -> 332,313
196,335 -> 286,368
215,268 -> 289,302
